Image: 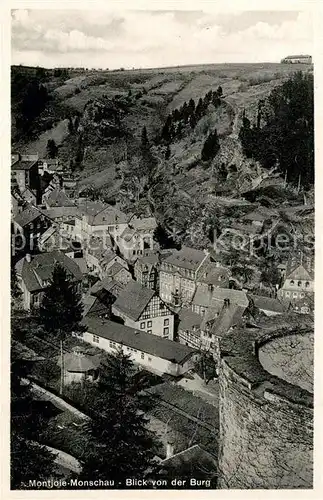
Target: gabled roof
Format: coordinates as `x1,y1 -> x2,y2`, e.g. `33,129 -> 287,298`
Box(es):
58,350 -> 100,373
197,263 -> 230,285
78,200 -> 128,226
11,159 -> 38,171
45,188 -> 75,207
90,278 -> 127,297
106,261 -> 128,278
178,308 -> 202,332
113,281 -> 156,321
286,264 -> 314,281
14,205 -> 44,228
164,247 -> 208,271
81,317 -> 195,364
248,294 -> 286,314
192,285 -> 249,309
40,206 -> 80,220
16,250 -> 83,292
210,302 -> 246,338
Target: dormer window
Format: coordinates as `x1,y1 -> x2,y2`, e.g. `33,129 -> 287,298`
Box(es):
290,280 -> 294,285
305,281 -> 310,287
298,281 -> 302,287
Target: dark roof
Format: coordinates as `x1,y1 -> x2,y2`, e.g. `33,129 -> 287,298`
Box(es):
178,308 -> 203,331
164,247 -> 208,271
113,281 -> 156,321
16,251 -> 83,292
81,317 -> 196,364
249,294 -> 286,313
45,188 -> 75,207
90,278 -> 127,297
12,159 -> 38,171
106,262 -> 128,277
14,205 -> 44,228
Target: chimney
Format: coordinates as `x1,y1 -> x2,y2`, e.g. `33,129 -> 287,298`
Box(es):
224,298 -> 230,308
25,253 -> 32,263
166,442 -> 174,459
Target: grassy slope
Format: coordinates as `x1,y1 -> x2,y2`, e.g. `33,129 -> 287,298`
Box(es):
12,63 -> 313,210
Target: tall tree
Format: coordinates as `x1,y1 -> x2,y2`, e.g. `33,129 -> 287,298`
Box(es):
46,139 -> 58,159
80,348 -> 159,482
39,263 -> 83,393
201,129 -> 220,161
141,126 -> 149,149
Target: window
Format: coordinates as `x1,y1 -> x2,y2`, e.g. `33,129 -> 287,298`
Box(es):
293,292 -> 298,298
140,322 -> 145,329
147,330 -> 152,334
141,352 -> 145,359
147,321 -> 152,328
290,280 -> 294,285
160,303 -> 165,309
148,357 -> 152,362
285,291 -> 291,297
133,250 -> 136,255
305,281 -> 310,287
93,335 -> 100,343
163,327 -> 169,335
164,318 -> 169,326
109,341 -> 116,348
298,281 -> 302,287
300,292 -> 305,298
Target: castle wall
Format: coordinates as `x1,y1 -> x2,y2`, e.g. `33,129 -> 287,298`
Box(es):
217,324 -> 313,489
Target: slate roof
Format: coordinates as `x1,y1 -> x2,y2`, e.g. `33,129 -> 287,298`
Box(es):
178,308 -> 203,331
12,159 -> 38,171
81,317 -> 195,364
193,285 -> 249,309
209,302 -> 246,338
45,188 -> 75,207
58,349 -> 100,373
78,200 -> 128,226
113,281 -> 156,321
106,262 -> 128,278
74,257 -> 88,275
41,206 -> 80,220
248,294 -> 286,313
197,263 -> 230,285
16,251 -> 83,292
90,278 -> 127,297
164,247 -> 208,271
14,205 -> 44,228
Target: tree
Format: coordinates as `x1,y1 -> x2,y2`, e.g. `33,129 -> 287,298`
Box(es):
11,264 -> 22,305
80,348 -> 159,482
141,126 -> 149,149
39,264 -> 83,393
46,139 -> 58,159
165,144 -> 171,160
201,129 -> 220,161
11,343 -> 57,488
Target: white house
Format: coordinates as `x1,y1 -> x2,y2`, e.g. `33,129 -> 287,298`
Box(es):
76,317 -> 197,377
112,281 -> 175,340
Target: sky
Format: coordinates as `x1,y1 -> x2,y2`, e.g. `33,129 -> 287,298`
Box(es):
11,9 -> 314,69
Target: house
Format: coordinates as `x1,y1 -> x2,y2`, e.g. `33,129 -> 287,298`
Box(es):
43,188 -> 75,209
112,281 -> 175,340
117,216 -> 157,261
277,252 -> 314,303
191,285 -> 249,318
40,206 -> 80,224
177,308 -> 203,349
38,158 -> 64,176
77,316 -> 197,377
21,187 -> 38,205
74,200 -> 128,241
281,54 -> 312,64
15,250 -> 83,310
11,153 -> 40,201
159,247 -> 211,307
12,205 -> 52,254
85,238 -> 129,280
57,346 -> 100,385
134,251 -> 160,290
200,298 -> 247,352
248,294 -> 286,316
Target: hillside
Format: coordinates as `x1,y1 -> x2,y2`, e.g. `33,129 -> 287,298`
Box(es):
11,62 -> 314,250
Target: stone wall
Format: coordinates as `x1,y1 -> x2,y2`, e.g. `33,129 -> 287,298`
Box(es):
217,320 -> 313,489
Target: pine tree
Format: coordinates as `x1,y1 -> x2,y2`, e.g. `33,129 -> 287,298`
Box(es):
201,129 -> 220,161
141,126 -> 149,149
217,85 -> 223,97
80,348 -> 158,482
165,144 -> 171,160
39,263 -> 83,336
46,139 -> 58,159
39,263 -> 83,393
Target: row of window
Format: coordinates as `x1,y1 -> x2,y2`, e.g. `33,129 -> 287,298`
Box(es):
140,318 -> 169,329
283,291 -> 306,299
289,280 -> 311,287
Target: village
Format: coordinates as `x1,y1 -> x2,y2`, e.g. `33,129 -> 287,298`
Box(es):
11,148 -> 314,483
